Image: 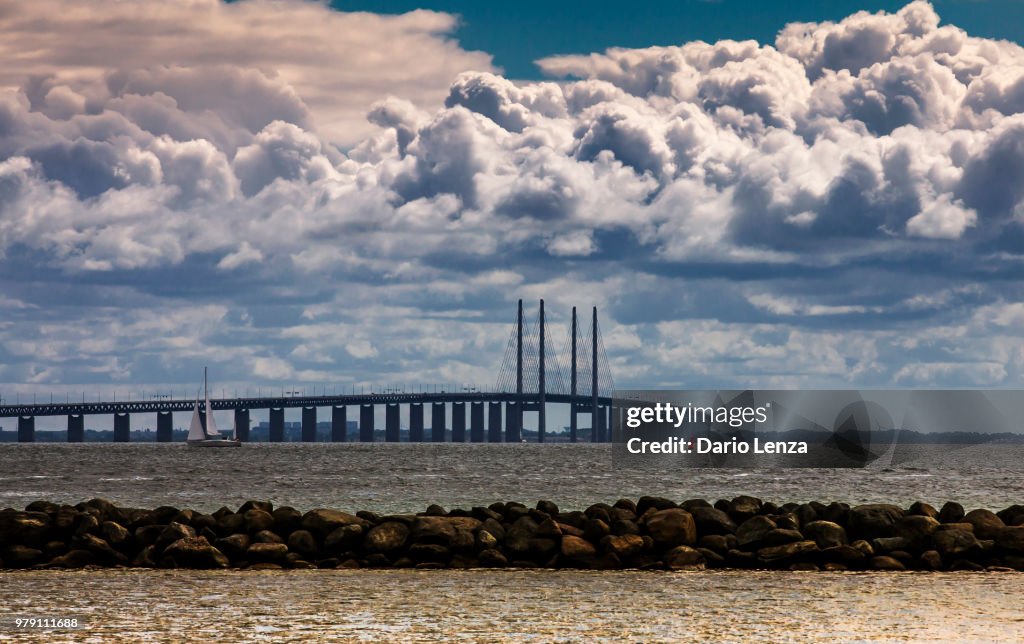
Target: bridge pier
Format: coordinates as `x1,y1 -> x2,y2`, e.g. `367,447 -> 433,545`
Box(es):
409,403 -> 424,442
470,402 -> 484,442
234,409 -> 249,442
488,402 -> 502,442
114,413 -> 130,442
359,404 -> 374,442
570,405 -> 578,443
332,406 -> 347,442
385,404 -> 400,442
17,416 -> 34,443
156,412 -> 172,443
269,408 -> 284,442
452,402 -> 466,442
68,414 -> 85,443
505,402 -> 521,442
596,406 -> 607,443
302,406 -> 317,442
431,402 -> 446,442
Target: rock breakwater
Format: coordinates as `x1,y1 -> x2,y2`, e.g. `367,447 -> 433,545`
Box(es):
2,497 -> 1024,572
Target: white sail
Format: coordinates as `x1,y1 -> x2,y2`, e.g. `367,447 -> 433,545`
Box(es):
204,398 -> 221,438
186,402 -> 205,441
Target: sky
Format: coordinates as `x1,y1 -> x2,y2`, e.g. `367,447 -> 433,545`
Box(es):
3,0 -> 1024,417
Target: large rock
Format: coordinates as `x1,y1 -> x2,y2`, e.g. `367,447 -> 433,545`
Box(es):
324,524 -> 364,552
997,504 -> 1024,527
848,504 -> 904,539
871,555 -> 906,571
364,522 -> 410,553
0,511 -> 52,546
937,502 -> 965,524
561,535 -> 597,560
761,529 -> 804,547
286,530 -> 318,557
246,542 -> 288,562
729,496 -> 763,521
601,534 -> 645,558
757,540 -> 818,563
803,521 -> 847,549
995,526 -> 1024,553
214,534 -> 250,559
3,545 -> 43,567
301,509 -> 365,536
735,516 -> 777,549
76,533 -> 128,564
504,516 -> 540,554
163,537 -> 229,569
690,507 -> 736,535
664,545 -> 705,569
244,509 -> 276,534
645,509 -> 697,547
48,549 -> 97,569
932,528 -> 981,558
894,515 -> 940,550
963,509 -> 1005,539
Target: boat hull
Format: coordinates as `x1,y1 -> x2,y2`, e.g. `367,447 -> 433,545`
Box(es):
186,439 -> 242,447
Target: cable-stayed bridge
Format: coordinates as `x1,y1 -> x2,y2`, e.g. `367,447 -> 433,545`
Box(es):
0,300 -> 616,444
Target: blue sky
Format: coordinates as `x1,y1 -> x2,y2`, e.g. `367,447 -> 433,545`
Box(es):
335,1 -> 1024,77
3,0 -> 1024,424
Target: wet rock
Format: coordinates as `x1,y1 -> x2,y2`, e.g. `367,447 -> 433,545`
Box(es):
471,507 -> 502,523
932,528 -> 981,558
803,521 -> 847,549
773,514 -> 801,532
821,545 -> 867,565
583,518 -> 611,543
481,518 -> 505,542
823,563 -> 848,571
357,510 -> 382,523
636,496 -> 677,515
871,537 -> 910,554
790,562 -> 819,571
451,529 -> 476,553
908,501 -> 938,518
725,549 -> 757,568
963,509 -> 1005,539
3,545 -> 43,567
155,522 -> 196,551
735,516 -> 777,549
409,543 -> 449,563
697,547 -> 726,567
238,501 -> 273,515
558,522 -> 585,538
0,511 -> 52,546
537,500 -> 559,516
214,534 -> 251,559
246,542 -> 288,562
919,550 -> 943,570
645,509 -> 697,547
244,509 -> 275,534
601,534 -> 645,559
424,504 -> 447,517
301,509 -> 365,536
534,518 -> 562,538
584,504 -> 612,524
163,537 -> 229,569
48,549 -> 97,569
286,530 -> 318,556
611,519 -> 640,536
757,540 -> 818,564
504,516 -> 540,554
762,529 -> 804,547
894,515 -> 940,550
821,502 -> 850,525
561,535 -> 597,560
937,501 -> 965,524
851,540 -> 874,557
216,512 -> 244,536
995,526 -> 1024,553
76,534 -> 128,565
476,530 -> 498,550
997,504 -> 1024,527
871,556 -> 905,571
848,504 -> 905,539
362,553 -> 391,567
253,530 -> 284,544
364,522 -> 409,553
478,548 -> 508,567
325,524 -> 364,553
271,507 -> 303,535
950,559 -> 985,571
690,507 -> 736,535
246,563 -> 283,571
75,513 -> 100,536
795,504 -> 818,527
101,521 -> 130,546
665,545 -> 705,569
698,534 -> 730,554
729,496 -> 763,521
131,545 -> 157,567
409,513 -> 458,544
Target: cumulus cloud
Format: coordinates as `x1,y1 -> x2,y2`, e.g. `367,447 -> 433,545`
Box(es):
5,1 -> 1024,396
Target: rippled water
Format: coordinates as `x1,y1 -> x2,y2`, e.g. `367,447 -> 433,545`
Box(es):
2,444 -> 1023,641
1,443 -> 1022,513
1,569 -> 1023,642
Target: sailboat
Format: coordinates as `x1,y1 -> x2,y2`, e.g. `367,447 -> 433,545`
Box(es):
186,367 -> 241,447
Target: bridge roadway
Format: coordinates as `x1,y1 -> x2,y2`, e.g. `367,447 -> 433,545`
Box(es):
0,391 -> 615,443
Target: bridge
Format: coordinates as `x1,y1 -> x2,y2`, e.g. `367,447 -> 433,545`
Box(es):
0,301 -> 616,444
